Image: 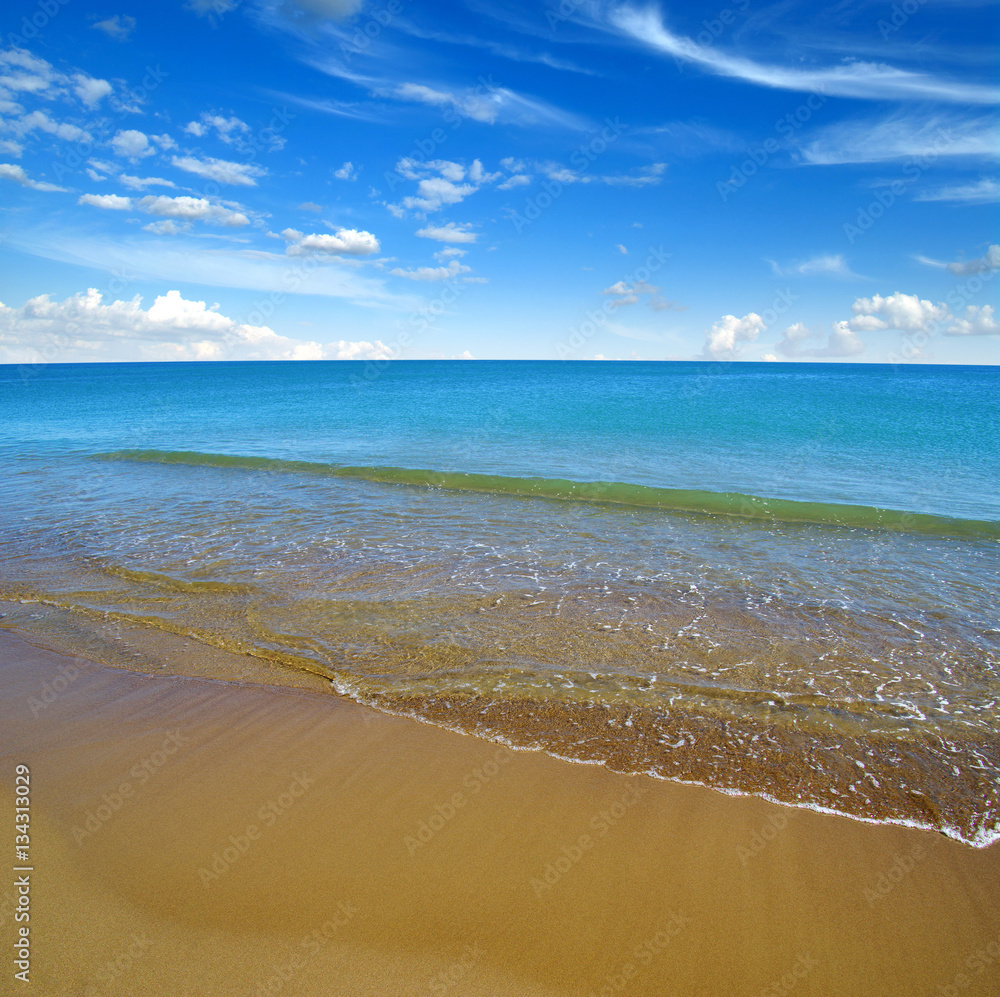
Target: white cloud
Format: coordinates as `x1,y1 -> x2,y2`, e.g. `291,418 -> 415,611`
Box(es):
13,109 -> 91,143
389,259 -> 471,281
497,173 -> 531,189
171,155 -> 266,186
138,194 -> 250,226
844,292 -> 950,333
415,221 -> 478,243
188,114 -> 248,140
0,139 -> 23,157
918,244 -> 1000,275
771,321 -> 864,358
945,305 -> 999,337
119,174 -> 177,190
142,220 -> 190,235
609,6 -> 999,104
282,227 -> 380,256
390,158 -> 502,216
914,178 -> 999,204
333,161 -> 357,180
703,312 -> 766,358
0,162 -> 65,191
434,247 -> 466,261
0,287 -> 391,363
111,129 -> 154,160
78,193 -> 132,210
799,114 -> 998,166
0,48 -> 59,97
769,254 -> 860,279
616,244 -> 628,254
93,15 -> 137,40
72,73 -> 113,107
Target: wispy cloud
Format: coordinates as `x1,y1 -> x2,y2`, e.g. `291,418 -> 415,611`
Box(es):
917,244 -> 1000,275
798,113 -> 999,165
608,5 -> 999,104
767,254 -> 863,279
914,178 -> 999,204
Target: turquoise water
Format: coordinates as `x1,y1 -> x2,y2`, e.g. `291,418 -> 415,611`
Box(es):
1,360 -> 998,844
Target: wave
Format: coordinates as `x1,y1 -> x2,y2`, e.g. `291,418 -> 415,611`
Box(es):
94,449 -> 1000,539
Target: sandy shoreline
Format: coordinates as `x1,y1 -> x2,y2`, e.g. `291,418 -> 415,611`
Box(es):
2,628 -> 999,996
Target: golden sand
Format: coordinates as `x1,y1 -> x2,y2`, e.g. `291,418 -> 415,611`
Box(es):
2,629 -> 999,996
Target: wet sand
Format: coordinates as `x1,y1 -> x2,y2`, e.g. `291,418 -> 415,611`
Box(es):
2,629 -> 999,996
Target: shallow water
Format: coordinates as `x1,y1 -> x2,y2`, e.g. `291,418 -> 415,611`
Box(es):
2,360 -> 998,844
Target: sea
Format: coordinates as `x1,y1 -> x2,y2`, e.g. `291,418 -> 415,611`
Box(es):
2,360 -> 998,845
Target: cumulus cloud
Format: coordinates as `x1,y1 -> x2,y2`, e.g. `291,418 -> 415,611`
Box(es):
602,279 -> 679,312
0,287 -> 392,363
72,73 -> 113,107
78,193 -> 132,210
282,227 -> 380,256
395,82 -> 502,124
917,244 -> 1000,275
415,221 -> 478,243
111,129 -> 154,160
945,305 -> 999,337
142,219 -> 190,235
139,194 -> 250,226
11,109 -> 91,143
389,158 -> 500,216
844,292 -> 950,333
0,162 -> 65,191
92,15 -> 137,40
771,321 -> 865,358
703,313 -> 766,358
333,161 -> 357,180
170,155 -> 266,186
389,259 -> 471,281
184,113 -> 249,142
497,173 -> 531,189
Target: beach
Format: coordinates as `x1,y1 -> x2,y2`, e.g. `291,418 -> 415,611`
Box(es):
4,628 -> 999,996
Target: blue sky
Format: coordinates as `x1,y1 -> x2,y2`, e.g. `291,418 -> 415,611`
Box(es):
0,0 -> 997,363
